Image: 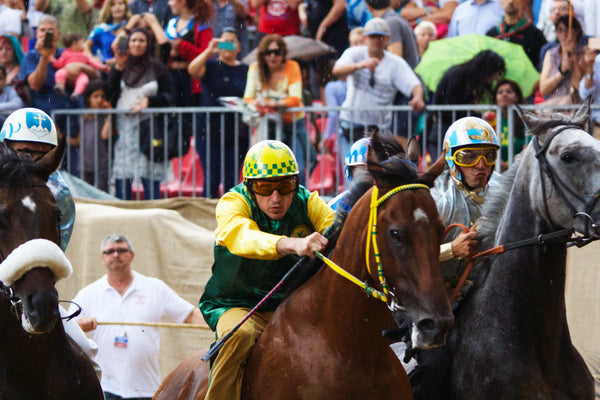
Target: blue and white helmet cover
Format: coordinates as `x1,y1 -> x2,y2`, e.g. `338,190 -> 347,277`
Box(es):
344,137 -> 370,182
443,117 -> 499,180
0,108 -> 58,147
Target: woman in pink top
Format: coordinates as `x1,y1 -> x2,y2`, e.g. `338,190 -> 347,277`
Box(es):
52,32 -> 110,100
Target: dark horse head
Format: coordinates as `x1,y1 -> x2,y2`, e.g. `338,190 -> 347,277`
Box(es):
361,133 -> 454,348
0,138 -> 72,334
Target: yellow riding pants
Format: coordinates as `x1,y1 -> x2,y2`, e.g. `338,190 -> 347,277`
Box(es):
204,308 -> 273,400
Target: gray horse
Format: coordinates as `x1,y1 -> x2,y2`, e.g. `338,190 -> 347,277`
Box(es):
445,99 -> 599,399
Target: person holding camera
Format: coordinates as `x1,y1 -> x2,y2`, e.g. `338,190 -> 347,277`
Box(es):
579,44 -> 600,139
188,28 -> 249,197
19,15 -> 92,174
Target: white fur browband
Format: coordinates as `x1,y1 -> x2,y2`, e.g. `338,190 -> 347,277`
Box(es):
0,239 -> 73,286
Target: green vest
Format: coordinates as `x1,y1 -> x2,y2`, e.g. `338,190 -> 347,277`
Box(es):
200,183 -> 315,330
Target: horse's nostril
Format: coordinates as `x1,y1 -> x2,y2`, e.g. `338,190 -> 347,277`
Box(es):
416,318 -> 437,334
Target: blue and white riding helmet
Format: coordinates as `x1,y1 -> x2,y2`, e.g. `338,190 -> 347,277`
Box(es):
0,108 -> 58,147
443,117 -> 499,181
344,137 -> 370,182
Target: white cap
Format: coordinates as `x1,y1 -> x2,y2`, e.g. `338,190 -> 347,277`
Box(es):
364,18 -> 390,36
0,108 -> 58,147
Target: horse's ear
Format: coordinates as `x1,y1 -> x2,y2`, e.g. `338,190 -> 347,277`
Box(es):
420,152 -> 445,187
406,137 -> 421,165
571,96 -> 592,128
367,130 -> 385,165
515,104 -> 542,131
36,136 -> 66,181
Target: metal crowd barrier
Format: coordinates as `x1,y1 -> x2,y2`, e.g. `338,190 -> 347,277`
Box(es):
52,102 -> 600,200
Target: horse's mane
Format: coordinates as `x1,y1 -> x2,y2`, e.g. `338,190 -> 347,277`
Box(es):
0,148 -> 41,192
476,154 -> 522,249
367,134 -> 420,187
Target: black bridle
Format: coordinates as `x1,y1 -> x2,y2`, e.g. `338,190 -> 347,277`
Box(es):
533,124 -> 600,246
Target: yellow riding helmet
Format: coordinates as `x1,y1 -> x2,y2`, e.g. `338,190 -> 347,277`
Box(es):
243,140 -> 299,180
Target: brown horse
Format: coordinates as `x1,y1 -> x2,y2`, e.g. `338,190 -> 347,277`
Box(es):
0,140 -> 103,400
154,133 -> 454,400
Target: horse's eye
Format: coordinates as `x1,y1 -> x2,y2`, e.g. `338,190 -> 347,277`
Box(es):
560,151 -> 576,163
390,229 -> 408,243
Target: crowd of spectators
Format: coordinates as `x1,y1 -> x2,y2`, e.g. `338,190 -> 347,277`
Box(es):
0,0 -> 598,198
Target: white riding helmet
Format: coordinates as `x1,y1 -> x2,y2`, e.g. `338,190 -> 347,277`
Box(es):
0,108 -> 58,147
344,137 -> 370,182
443,116 -> 499,181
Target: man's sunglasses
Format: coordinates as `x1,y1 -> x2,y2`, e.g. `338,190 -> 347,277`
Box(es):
265,48 -> 282,57
102,248 -> 130,255
450,147 -> 498,167
250,177 -> 297,196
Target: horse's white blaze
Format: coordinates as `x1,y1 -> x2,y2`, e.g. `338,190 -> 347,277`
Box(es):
21,196 -> 36,212
413,208 -> 429,223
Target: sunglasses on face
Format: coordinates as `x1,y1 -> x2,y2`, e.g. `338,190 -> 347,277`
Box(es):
451,147 -> 498,167
265,48 -> 282,57
250,177 -> 297,196
102,248 -> 130,255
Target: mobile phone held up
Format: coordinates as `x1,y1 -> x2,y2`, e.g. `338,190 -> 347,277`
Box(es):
217,41 -> 236,51
117,36 -> 129,54
43,30 -> 54,49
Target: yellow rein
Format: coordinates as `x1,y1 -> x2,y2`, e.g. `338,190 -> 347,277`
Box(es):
315,183 -> 430,303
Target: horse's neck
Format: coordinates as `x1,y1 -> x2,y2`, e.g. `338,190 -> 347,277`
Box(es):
321,213 -> 394,337
477,171 -> 569,342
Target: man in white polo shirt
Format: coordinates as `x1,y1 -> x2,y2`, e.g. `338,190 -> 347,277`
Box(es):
70,234 -> 203,400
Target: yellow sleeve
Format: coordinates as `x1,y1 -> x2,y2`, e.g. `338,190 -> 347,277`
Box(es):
307,191 -> 335,234
214,191 -> 284,260
243,62 -> 259,104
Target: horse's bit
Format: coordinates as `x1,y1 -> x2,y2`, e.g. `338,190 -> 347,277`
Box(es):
533,124 -> 600,245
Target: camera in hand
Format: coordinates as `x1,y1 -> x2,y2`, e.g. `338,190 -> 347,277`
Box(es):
217,41 -> 236,51
117,36 -> 129,54
43,30 -> 54,49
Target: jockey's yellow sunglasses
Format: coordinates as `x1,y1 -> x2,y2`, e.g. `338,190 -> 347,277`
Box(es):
250,177 -> 298,196
450,147 -> 498,167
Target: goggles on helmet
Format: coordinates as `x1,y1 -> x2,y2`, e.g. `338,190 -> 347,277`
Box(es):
250,177 -> 297,196
450,147 -> 498,167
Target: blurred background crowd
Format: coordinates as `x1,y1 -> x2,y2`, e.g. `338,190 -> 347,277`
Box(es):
0,0 -> 599,199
